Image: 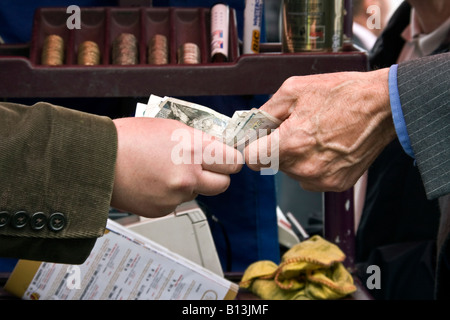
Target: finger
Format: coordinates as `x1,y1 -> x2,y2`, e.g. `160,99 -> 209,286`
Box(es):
195,170 -> 231,196
258,96 -> 289,121
200,138 -> 244,174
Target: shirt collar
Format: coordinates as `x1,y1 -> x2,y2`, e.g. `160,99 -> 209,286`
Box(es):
401,8 -> 450,56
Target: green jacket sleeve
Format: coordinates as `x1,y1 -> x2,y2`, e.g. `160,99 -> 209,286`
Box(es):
0,101 -> 117,264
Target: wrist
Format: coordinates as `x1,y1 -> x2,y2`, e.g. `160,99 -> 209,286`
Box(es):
370,68 -> 396,143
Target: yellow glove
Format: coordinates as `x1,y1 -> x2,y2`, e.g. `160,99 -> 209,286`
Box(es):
239,235 -> 356,300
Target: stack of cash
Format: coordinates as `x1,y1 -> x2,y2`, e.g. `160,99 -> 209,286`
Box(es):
135,95 -> 281,149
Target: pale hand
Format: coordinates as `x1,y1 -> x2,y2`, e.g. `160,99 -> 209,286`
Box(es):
111,117 -> 243,218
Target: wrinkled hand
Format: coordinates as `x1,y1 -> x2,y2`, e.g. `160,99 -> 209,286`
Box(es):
245,68 -> 396,192
111,117 -> 243,217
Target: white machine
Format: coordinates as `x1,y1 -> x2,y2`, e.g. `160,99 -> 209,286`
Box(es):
127,201 -> 224,277
125,202 -> 306,278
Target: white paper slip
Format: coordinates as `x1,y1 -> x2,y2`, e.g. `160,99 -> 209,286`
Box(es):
4,219 -> 238,300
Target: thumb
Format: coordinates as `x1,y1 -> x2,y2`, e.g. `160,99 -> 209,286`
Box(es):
244,128 -> 280,173
259,77 -> 300,121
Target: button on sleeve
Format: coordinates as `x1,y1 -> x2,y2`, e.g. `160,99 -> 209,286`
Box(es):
31,212 -> 47,231
0,211 -> 11,227
11,211 -> 29,228
48,212 -> 66,232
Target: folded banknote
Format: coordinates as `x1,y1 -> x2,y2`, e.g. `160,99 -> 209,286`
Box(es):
135,95 -> 281,149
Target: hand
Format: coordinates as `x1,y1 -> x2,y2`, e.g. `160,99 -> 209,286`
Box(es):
245,68 -> 396,192
111,117 -> 243,218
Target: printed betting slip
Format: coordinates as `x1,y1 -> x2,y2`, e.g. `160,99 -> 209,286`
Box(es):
4,219 -> 238,300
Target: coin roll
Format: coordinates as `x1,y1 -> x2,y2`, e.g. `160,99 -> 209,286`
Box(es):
41,34 -> 64,66
148,34 -> 168,65
112,33 -> 138,65
77,40 -> 101,65
177,42 -> 201,64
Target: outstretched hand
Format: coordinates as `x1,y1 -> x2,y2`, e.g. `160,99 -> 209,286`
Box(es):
245,68 -> 396,192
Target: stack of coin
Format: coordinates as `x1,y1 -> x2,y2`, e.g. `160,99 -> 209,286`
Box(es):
148,34 -> 169,65
112,33 -> 138,65
177,42 -> 201,64
77,40 -> 101,65
41,34 -> 64,66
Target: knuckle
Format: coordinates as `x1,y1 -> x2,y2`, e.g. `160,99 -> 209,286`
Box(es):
167,171 -> 196,193
282,76 -> 299,88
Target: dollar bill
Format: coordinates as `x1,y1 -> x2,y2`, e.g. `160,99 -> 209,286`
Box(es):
136,95 -> 281,148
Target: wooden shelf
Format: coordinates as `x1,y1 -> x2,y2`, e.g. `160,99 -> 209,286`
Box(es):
0,48 -> 367,98
0,6 -> 368,98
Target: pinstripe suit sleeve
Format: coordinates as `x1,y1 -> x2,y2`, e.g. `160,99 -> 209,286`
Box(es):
397,52 -> 450,199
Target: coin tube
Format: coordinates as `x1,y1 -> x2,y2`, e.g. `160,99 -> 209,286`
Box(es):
243,0 -> 263,54
210,3 -> 229,62
177,43 -> 201,64
112,33 -> 138,65
148,34 -> 169,65
77,40 -> 100,65
41,34 -> 64,66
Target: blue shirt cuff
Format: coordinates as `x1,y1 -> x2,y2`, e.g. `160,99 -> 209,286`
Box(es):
389,64 -> 415,159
